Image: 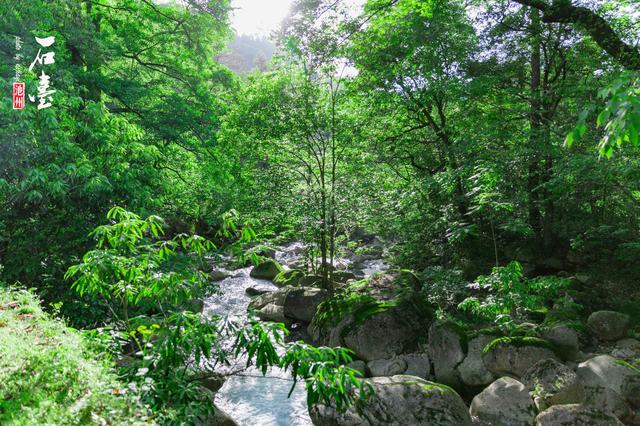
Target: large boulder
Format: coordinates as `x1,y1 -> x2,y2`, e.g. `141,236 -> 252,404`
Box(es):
483,337 -> 558,378
249,259 -> 284,280
542,324 -> 580,361
521,358 -> 584,411
309,375 -> 472,426
249,286 -> 328,323
457,334 -> 495,387
469,376 -> 536,426
273,269 -> 304,287
428,321 -> 466,388
582,385 -> 630,421
398,352 -> 431,379
309,271 -> 432,362
576,355 -> 640,408
341,306 -> 425,361
587,311 -> 631,341
248,289 -> 288,322
367,358 -> 408,377
535,404 -> 624,425
283,287 -> 328,322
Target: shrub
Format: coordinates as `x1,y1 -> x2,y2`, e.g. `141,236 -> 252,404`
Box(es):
0,287 -> 154,425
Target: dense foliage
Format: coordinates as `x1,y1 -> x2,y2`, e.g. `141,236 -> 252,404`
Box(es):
1,0 -> 640,423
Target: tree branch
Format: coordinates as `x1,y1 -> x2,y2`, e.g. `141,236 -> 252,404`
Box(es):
512,0 -> 640,70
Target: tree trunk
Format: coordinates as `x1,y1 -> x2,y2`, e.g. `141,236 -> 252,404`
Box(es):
528,7 -> 543,246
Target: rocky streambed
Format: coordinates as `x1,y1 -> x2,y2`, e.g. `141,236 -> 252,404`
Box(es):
205,241 -> 640,425
203,241 -> 389,425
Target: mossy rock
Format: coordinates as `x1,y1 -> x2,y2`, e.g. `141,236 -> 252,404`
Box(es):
309,375 -> 472,425
299,274 -> 322,287
249,259 -> 284,280
273,269 -> 304,287
483,336 -> 556,354
483,336 -> 560,377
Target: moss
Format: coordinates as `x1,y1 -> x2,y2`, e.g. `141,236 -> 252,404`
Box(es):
249,259 -> 284,280
383,378 -> 456,395
313,270 -> 434,337
419,382 -> 456,394
468,327 -> 504,339
482,336 -> 556,355
273,269 -> 303,287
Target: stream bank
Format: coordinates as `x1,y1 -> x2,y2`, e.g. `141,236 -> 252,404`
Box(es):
205,240 -> 640,426
204,241 -> 389,425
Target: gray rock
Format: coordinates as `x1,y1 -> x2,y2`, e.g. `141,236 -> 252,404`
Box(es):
284,287 -> 328,322
469,377 -> 536,426
576,355 -> 640,406
535,404 -> 624,425
587,311 -> 631,341
367,358 -> 407,377
398,352 -> 431,379
249,286 -> 328,323
346,360 -> 367,377
249,259 -> 284,280
309,375 -> 472,426
245,286 -> 273,297
612,338 -> 640,360
428,321 -> 466,388
299,274 -> 323,287
483,338 -> 558,378
521,358 -> 584,411
542,325 -> 580,361
248,289 -> 288,322
623,375 -> 640,410
341,307 -> 424,361
210,269 -> 230,282
616,338 -> 640,351
583,385 -> 629,421
457,335 -> 495,387
256,303 -> 286,322
198,374 -> 225,393
309,271 -> 431,361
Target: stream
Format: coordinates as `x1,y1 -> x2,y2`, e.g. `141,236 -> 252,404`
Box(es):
204,242 -> 388,425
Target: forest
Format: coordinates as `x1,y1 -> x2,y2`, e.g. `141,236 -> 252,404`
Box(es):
1,0 -> 640,425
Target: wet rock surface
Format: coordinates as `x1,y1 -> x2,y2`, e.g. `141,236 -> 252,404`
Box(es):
310,375 -> 472,426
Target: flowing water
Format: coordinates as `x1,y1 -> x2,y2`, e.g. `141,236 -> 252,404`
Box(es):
205,265 -> 312,426
205,242 -> 388,425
